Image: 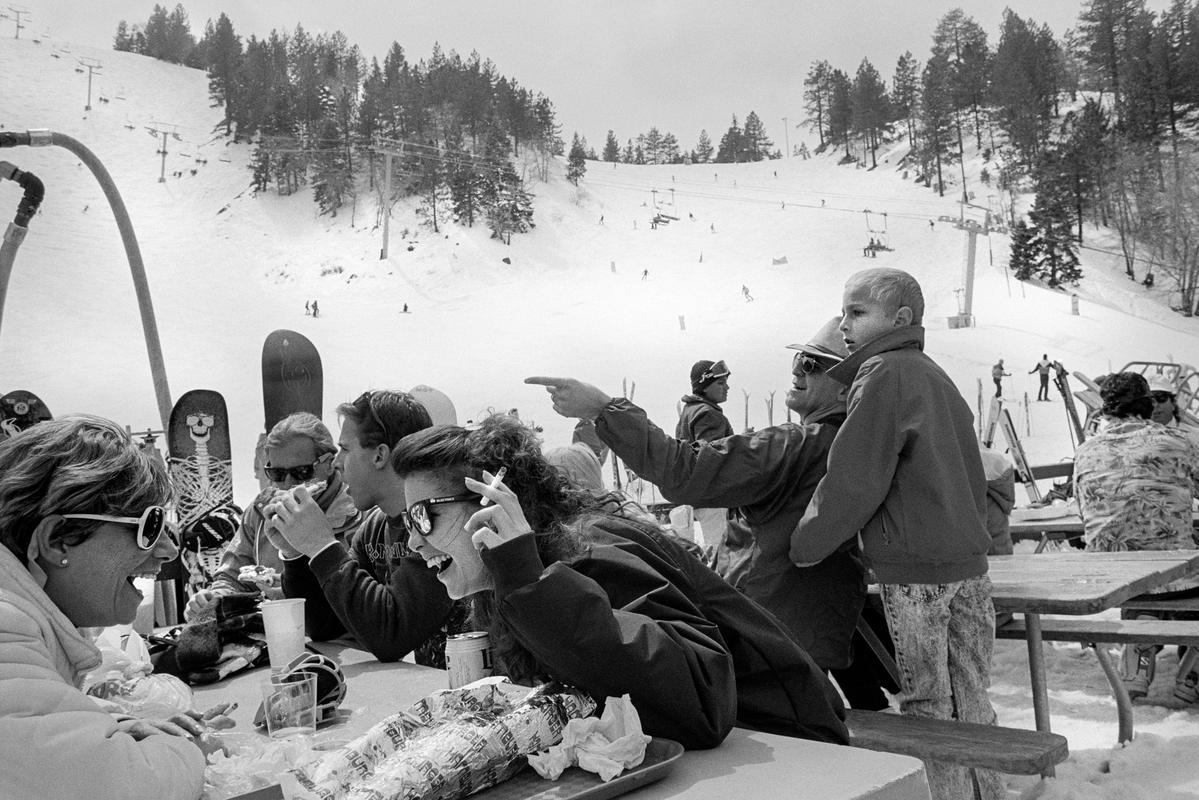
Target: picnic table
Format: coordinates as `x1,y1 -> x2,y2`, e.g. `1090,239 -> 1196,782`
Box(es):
195,642 -> 931,800
988,551 -> 1199,746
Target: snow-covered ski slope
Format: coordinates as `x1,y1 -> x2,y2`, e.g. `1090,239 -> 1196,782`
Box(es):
3,35 -> 1198,506
10,34 -> 1199,799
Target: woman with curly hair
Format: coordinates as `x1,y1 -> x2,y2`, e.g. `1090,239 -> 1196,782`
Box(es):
391,414 -> 848,749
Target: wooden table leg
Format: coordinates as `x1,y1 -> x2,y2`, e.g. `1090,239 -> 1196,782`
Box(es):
1023,612 -> 1055,778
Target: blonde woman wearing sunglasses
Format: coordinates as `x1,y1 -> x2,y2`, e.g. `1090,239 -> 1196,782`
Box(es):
0,414 -> 208,799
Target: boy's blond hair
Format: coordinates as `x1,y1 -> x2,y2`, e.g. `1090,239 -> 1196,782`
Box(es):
846,268 -> 925,325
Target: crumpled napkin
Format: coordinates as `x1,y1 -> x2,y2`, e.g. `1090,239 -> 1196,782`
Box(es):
527,694 -> 651,782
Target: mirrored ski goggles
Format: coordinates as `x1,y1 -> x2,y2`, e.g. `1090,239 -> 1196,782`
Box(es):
792,352 -> 827,375
699,360 -> 730,383
264,454 -> 330,483
400,493 -> 479,537
60,505 -> 172,550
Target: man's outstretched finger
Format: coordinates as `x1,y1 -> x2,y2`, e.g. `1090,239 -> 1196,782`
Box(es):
525,376 -> 565,386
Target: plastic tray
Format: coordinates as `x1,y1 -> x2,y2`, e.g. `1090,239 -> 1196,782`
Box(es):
471,737 -> 684,800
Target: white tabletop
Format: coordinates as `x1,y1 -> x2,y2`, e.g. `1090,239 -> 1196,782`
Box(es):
194,642 -> 929,800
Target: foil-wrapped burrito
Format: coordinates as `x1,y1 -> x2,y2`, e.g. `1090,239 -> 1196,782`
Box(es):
290,682 -> 596,800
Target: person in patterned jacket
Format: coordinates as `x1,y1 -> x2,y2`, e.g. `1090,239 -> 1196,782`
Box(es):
1074,371 -> 1199,703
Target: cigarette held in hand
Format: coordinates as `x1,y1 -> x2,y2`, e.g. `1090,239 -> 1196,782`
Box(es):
479,466 -> 507,506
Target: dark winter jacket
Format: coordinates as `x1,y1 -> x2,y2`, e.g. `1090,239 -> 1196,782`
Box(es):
481,514 -> 849,749
675,394 -> 734,442
791,326 -> 991,585
596,398 -> 865,670
281,507 -> 466,667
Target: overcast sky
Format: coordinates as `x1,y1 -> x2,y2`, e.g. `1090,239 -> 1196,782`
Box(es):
15,1 -> 1170,154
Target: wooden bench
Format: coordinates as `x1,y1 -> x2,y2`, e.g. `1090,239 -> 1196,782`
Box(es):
1120,594 -> 1199,616
997,615 -> 1199,742
997,617 -> 1199,646
845,709 -> 1068,776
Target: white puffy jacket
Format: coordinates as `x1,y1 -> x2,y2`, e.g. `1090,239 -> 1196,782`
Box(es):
0,546 -> 204,800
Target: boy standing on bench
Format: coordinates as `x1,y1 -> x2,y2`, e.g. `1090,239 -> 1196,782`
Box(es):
791,267 -> 1002,800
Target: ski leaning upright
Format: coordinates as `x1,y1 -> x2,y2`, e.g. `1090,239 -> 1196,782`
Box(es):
997,407 -> 1041,503
1051,362 -> 1086,445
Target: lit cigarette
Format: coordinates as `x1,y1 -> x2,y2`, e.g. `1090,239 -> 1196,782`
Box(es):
479,466 -> 507,506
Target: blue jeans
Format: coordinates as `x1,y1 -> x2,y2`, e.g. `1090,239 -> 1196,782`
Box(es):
881,575 -> 1004,800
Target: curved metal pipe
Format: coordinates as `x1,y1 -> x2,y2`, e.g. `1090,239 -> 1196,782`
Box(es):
1,130 -> 173,429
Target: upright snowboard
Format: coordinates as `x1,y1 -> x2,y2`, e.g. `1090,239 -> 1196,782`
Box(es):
165,389 -> 236,622
262,329 -> 323,430
260,330 -> 323,488
410,385 -> 458,425
0,390 -> 52,438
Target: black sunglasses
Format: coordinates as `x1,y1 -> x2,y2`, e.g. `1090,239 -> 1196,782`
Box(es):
400,493 -> 479,537
60,506 -> 172,550
1151,391 -> 1176,403
792,352 -> 825,375
264,454 -> 330,483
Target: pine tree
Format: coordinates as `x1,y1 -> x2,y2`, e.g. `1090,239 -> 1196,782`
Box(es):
803,60 -> 833,150
164,4 -> 195,65
827,70 -> 853,159
621,138 -> 635,163
851,59 -> 889,167
992,10 -> 1059,166
486,163 -> 534,244
714,115 -> 744,163
920,54 -> 959,194
567,132 -> 588,184
892,52 -> 920,148
602,130 -> 620,162
659,131 -> 680,163
742,112 -> 774,161
448,156 -> 488,226
204,13 -> 243,137
1027,151 -> 1083,287
931,8 -> 991,150
694,129 -> 713,163
1008,218 -> 1036,280
142,5 -> 169,60
113,20 -> 133,51
638,128 -> 665,164
1076,0 -> 1148,124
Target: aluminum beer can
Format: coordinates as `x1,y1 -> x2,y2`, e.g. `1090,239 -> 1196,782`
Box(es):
445,631 -> 492,689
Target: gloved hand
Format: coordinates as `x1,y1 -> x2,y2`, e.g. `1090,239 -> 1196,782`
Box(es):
186,504 -> 242,550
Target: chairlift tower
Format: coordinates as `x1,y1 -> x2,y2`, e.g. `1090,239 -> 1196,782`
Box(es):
146,121 -> 178,182
947,211 -> 990,329
372,136 -> 408,260
77,56 -> 102,111
5,5 -> 28,38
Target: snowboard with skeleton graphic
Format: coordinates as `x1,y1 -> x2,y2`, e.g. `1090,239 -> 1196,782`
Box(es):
167,389 -> 236,607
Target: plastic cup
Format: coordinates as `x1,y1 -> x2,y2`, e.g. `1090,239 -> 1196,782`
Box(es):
260,672 -> 317,738
260,598 -> 306,671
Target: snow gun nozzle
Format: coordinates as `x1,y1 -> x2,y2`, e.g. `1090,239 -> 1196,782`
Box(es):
0,162 -> 45,228
0,132 -> 31,149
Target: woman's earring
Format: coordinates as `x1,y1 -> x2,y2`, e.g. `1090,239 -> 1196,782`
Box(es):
60,557 -> 69,566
